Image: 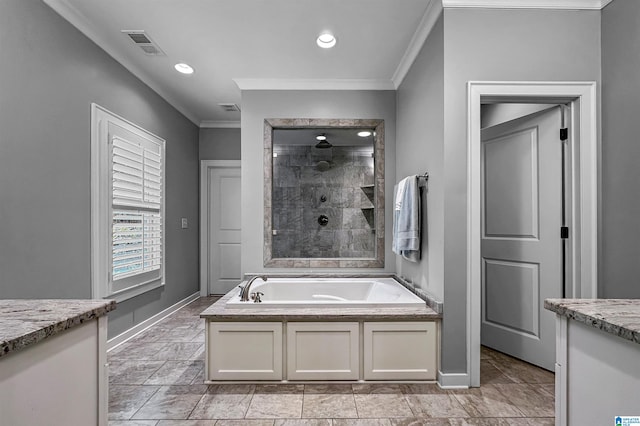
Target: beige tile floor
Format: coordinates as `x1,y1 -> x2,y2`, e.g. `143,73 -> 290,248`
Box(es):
108,297 -> 555,426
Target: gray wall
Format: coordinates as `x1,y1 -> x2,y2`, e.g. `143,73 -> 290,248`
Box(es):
396,8 -> 601,375
601,0 -> 640,298
241,90 -> 396,274
0,0 -> 200,338
199,128 -> 241,161
440,7 -> 601,374
396,13 -> 445,302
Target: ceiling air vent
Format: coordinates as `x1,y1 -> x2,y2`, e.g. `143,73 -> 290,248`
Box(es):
121,30 -> 165,56
218,103 -> 240,112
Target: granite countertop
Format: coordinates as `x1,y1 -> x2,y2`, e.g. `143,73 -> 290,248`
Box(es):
201,289 -> 441,321
545,298 -> 640,345
0,299 -> 116,358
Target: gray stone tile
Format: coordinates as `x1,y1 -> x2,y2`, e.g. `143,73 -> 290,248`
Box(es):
245,394 -> 303,419
332,420 -> 392,426
481,360 -> 516,385
537,384 -> 555,398
451,386 -> 524,418
352,383 -> 404,394
214,421 -> 275,426
188,385 -> 254,419
132,385 -> 208,420
302,394 -> 357,418
254,384 -> 304,394
156,421 -> 216,426
110,342 -> 168,360
353,394 -> 413,418
109,421 -> 159,425
389,419 -> 452,426
151,343 -> 204,361
110,360 -> 166,385
190,366 -> 205,385
274,420 -> 331,426
304,384 -> 353,394
157,326 -> 202,343
494,361 -> 555,384
144,360 -> 204,385
207,384 -> 256,394
405,394 -> 469,418
493,384 -> 554,417
448,420 -> 511,426
109,385 -> 160,420
401,384 -> 450,395
505,419 -> 554,426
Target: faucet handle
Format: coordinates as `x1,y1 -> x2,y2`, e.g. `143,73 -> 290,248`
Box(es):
252,291 -> 264,303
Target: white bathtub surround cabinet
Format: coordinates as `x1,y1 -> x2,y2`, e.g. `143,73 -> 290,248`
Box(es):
545,299 -> 640,426
0,299 -> 116,426
201,278 -> 441,383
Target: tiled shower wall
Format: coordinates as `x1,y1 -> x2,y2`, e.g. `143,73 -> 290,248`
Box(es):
272,145 -> 375,258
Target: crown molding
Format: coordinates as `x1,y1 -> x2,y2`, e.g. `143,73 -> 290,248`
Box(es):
442,0 -> 613,9
43,0 -> 200,126
392,0 -> 443,89
200,120 -> 241,129
233,78 -> 395,91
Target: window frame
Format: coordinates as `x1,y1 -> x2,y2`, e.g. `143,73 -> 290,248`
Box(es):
91,103 -> 166,302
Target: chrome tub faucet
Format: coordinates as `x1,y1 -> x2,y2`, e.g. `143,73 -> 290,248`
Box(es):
239,275 -> 267,302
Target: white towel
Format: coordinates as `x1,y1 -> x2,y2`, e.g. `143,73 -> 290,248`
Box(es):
392,175 -> 421,262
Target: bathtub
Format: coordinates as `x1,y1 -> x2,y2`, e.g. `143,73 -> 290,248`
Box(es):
225,277 -> 425,308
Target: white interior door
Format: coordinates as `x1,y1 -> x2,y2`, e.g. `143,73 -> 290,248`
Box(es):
481,106 -> 564,371
208,166 -> 242,295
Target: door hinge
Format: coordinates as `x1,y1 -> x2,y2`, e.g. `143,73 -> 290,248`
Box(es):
561,226 -> 569,239
560,128 -> 568,141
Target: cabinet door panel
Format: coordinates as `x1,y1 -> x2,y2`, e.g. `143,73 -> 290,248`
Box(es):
287,322 -> 359,380
364,322 -> 437,380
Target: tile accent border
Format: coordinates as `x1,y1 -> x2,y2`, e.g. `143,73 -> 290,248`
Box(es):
393,276 -> 443,314
263,118 -> 385,269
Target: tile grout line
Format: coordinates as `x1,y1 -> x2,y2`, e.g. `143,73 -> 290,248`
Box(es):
127,384 -> 162,421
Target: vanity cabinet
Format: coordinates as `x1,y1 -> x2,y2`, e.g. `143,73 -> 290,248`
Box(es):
0,300 -> 114,426
205,320 -> 438,382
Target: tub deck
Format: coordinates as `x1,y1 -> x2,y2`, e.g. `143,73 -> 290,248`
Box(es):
200,288 -> 441,322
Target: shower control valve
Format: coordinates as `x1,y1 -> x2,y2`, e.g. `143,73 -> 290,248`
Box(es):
318,215 -> 329,226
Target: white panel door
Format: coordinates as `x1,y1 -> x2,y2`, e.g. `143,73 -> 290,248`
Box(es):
481,106 -> 563,371
209,167 -> 242,295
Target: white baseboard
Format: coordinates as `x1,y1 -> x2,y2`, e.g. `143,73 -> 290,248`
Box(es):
437,371 -> 470,389
107,292 -> 200,351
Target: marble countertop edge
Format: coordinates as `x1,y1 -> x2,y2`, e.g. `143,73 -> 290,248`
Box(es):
545,298 -> 640,345
0,299 -> 116,358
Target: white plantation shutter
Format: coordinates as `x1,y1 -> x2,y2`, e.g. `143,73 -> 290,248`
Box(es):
92,104 -> 166,301
111,136 -> 163,284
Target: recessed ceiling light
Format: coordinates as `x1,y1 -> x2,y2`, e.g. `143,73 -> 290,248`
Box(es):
316,33 -> 336,49
174,63 -> 194,74
357,131 -> 372,137
316,134 -> 327,141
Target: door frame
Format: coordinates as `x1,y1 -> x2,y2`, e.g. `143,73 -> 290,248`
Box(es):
199,160 -> 242,297
467,81 -> 598,387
